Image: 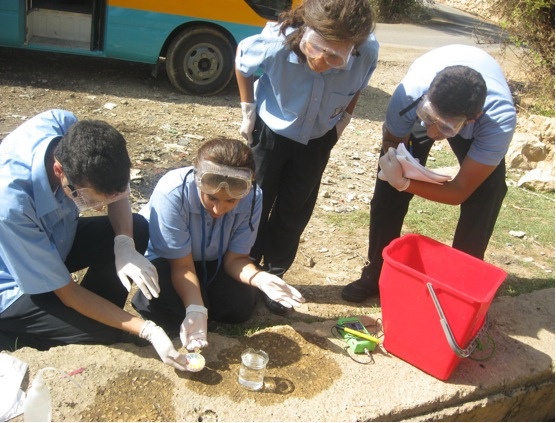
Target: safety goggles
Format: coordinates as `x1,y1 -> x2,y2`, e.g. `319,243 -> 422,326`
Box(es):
194,160 -> 253,199
416,95 -> 467,138
65,182 -> 131,212
299,27 -> 354,69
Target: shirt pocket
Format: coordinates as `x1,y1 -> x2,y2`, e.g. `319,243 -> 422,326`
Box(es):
323,92 -> 355,122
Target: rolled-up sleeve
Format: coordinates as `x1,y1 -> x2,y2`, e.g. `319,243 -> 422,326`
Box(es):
236,36 -> 269,77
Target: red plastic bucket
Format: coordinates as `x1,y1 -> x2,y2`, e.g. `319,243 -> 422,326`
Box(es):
379,234 -> 507,380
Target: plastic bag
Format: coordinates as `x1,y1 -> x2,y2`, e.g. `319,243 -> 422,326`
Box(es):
0,352 -> 28,421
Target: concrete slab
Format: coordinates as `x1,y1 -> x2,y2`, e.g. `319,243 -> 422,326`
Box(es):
10,288 -> 554,422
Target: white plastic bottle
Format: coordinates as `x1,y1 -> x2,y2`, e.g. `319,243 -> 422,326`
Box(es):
23,368 -> 55,422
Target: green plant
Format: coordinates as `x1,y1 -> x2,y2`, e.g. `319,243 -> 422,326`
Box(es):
493,0 -> 554,72
491,0 -> 555,115
324,209 -> 369,234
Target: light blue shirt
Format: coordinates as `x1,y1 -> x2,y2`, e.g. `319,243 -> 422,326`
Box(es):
385,44 -> 516,166
0,110 -> 79,313
236,22 -> 379,144
140,167 -> 262,262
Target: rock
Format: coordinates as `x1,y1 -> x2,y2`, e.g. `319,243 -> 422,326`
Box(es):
522,139 -> 549,162
517,161 -> 555,192
506,133 -> 544,170
504,113 -> 554,193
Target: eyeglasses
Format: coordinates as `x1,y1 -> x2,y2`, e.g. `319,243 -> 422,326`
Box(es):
299,27 -> 354,69
64,182 -> 131,212
416,95 -> 467,138
195,160 -> 253,199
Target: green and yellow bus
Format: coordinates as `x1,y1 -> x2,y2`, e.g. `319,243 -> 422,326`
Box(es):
0,0 -> 298,95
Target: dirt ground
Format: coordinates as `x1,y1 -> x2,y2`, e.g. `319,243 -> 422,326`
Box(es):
0,44 -> 415,325
1,36 -> 553,422
0,41 -> 547,318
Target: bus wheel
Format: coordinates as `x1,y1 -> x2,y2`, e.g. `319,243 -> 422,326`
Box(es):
166,27 -> 235,96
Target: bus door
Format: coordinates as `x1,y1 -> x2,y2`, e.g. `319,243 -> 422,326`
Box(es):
25,0 -> 104,52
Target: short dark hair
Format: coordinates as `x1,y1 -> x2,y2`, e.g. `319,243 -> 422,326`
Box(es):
428,65 -> 487,119
55,120 -> 131,194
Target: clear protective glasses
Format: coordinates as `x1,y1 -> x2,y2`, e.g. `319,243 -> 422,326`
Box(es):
299,27 -> 354,69
416,95 -> 468,138
194,160 -> 253,199
65,182 -> 131,212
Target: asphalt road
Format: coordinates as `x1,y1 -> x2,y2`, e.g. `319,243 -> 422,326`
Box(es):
376,3 -> 506,51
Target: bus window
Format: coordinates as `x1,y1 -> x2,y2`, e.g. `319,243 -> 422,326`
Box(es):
245,0 -> 293,20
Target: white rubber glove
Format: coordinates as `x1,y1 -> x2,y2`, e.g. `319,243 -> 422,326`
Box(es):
335,111 -> 352,138
378,147 -> 411,191
239,102 -> 256,145
114,235 -> 160,299
253,273 -> 305,309
139,320 -> 189,371
180,305 -> 209,351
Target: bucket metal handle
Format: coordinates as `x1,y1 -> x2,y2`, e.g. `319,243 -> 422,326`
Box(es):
426,282 -> 489,358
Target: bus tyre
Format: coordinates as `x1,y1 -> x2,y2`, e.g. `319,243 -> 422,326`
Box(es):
166,27 -> 235,96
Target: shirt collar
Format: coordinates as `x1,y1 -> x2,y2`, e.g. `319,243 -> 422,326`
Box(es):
33,136 -> 63,217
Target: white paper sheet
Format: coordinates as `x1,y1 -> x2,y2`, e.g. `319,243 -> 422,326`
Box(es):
396,143 -> 452,184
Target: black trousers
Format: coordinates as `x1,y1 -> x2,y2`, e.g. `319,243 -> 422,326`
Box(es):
0,214 -> 149,351
249,115 -> 339,274
359,130 -> 508,291
131,258 -> 257,338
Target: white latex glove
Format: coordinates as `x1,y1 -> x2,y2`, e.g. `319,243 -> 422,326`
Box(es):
180,305 -> 209,351
335,111 -> 352,138
114,235 -> 160,300
139,320 -> 189,371
253,273 -> 305,309
239,102 -> 256,145
378,147 -> 411,191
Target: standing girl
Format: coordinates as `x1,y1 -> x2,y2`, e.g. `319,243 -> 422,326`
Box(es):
235,0 -> 379,314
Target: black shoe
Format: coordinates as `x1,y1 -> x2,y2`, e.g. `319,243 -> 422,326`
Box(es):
341,278 -> 378,302
260,291 -> 289,316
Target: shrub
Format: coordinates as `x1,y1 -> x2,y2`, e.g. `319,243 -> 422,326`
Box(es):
491,0 -> 554,115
